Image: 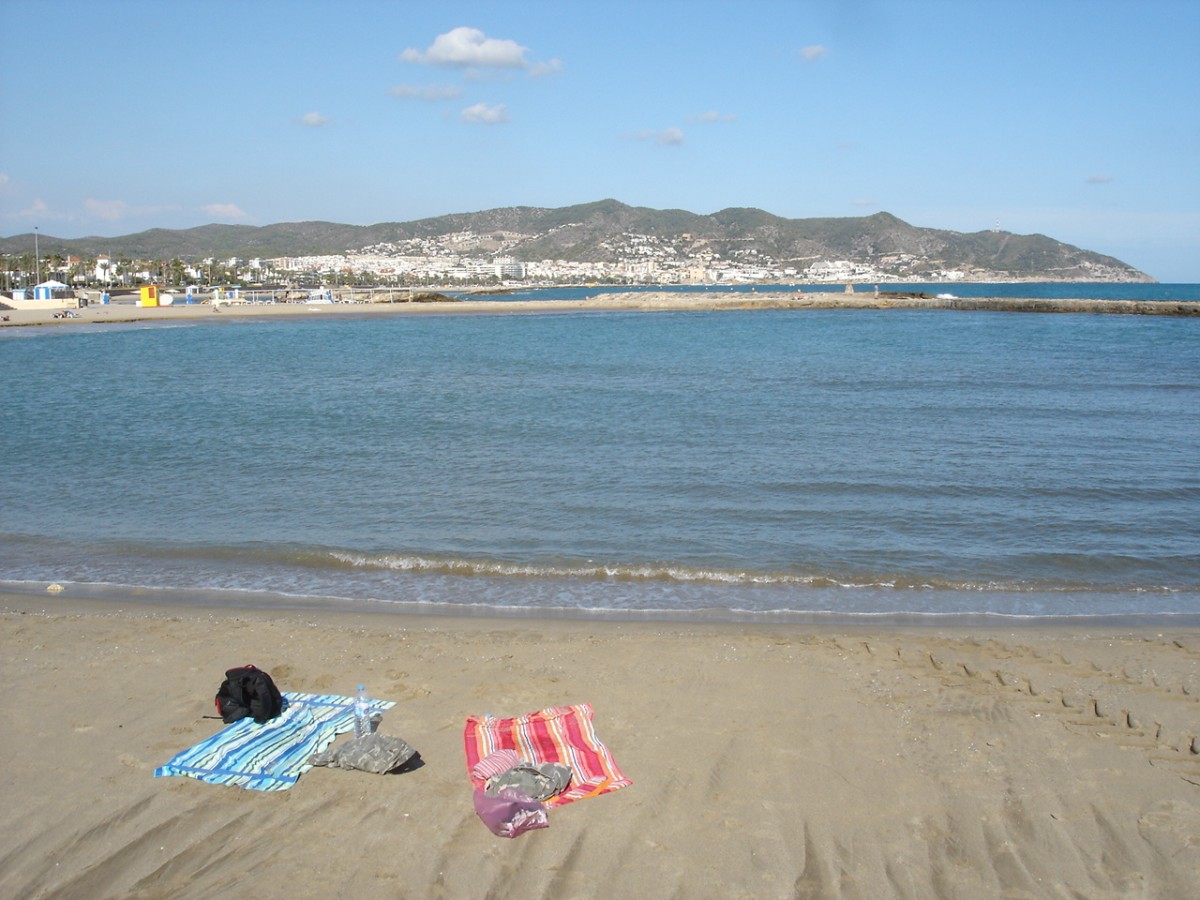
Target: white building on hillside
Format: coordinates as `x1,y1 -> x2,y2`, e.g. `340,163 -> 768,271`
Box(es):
804,259 -> 878,281
94,257 -> 116,282
493,257 -> 527,279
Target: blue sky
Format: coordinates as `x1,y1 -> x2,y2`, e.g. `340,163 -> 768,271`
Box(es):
2,0 -> 1197,280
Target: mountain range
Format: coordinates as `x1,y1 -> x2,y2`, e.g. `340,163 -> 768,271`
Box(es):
1,200 -> 1151,282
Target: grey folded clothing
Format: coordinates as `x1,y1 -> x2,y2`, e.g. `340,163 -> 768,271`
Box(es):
309,733 -> 417,774
484,762 -> 572,801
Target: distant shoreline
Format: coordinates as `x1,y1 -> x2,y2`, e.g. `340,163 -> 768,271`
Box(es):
3,291 -> 1199,328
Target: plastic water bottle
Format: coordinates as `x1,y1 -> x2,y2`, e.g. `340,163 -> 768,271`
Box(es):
353,684 -> 371,739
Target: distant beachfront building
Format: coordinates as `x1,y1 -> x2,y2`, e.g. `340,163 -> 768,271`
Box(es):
493,257 -> 527,279
804,259 -> 877,281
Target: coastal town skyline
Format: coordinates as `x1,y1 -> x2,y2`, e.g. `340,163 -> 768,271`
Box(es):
1,0 -> 1198,281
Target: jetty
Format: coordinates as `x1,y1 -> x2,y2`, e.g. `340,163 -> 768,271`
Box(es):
4,290 -> 1199,327
539,291 -> 1200,317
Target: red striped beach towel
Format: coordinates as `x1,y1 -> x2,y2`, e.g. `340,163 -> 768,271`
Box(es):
464,703 -> 631,807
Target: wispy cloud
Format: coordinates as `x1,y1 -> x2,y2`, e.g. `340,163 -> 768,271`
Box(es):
1086,174 -> 1114,185
0,172 -> 10,189
800,44 -> 829,62
2,196 -> 185,228
631,127 -> 685,147
402,27 -> 529,69
529,58 -> 563,77
84,198 -> 180,223
84,198 -> 130,220
689,110 -> 736,123
298,112 -> 329,127
461,102 -> 509,125
202,203 -> 247,220
22,198 -> 54,218
850,198 -> 878,207
389,83 -> 464,101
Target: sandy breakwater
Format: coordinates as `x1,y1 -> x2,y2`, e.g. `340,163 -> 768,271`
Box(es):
3,290 -> 1200,328
1,590 -> 1198,897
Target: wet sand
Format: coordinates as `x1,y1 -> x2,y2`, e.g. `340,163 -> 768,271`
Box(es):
2,591 -> 1198,897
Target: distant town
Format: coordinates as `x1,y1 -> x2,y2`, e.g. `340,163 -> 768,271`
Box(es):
2,226 -> 1139,299
286,227 -> 982,285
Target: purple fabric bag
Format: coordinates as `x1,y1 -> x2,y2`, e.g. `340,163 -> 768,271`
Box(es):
473,788 -> 549,838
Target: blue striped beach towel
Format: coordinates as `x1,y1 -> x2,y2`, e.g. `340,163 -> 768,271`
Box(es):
154,691 -> 395,791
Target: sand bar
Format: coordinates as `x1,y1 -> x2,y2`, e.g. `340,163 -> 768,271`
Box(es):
2,590 -> 1198,897
3,290 -> 1199,328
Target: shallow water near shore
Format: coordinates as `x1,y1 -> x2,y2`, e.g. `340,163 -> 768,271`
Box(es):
2,305 -> 1198,621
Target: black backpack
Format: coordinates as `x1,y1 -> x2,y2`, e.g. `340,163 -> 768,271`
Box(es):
215,665 -> 283,724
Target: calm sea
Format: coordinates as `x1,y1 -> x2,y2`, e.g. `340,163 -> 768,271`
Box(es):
2,286 -> 1198,623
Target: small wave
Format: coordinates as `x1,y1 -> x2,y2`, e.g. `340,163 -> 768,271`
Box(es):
6,578 -> 1198,628
329,550 -> 828,585
324,550 -> 1183,594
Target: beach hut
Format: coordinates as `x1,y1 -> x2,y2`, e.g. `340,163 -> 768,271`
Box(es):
139,285 -> 160,307
33,279 -> 70,300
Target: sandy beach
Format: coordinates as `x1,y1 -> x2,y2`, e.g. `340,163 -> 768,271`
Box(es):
3,290 -> 1200,329
2,590 -> 1197,898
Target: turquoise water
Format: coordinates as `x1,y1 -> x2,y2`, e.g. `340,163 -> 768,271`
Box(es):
2,303 -> 1198,621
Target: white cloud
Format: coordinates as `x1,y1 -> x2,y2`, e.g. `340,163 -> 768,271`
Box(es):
298,112 -> 329,127
389,83 -> 464,101
460,102 -> 509,125
0,172 -> 10,189
203,203 -> 247,219
402,27 -> 528,69
801,44 -> 829,61
1086,174 -> 1114,185
850,198 -> 878,207
632,127 -> 684,146
689,110 -> 736,123
84,198 -> 130,220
